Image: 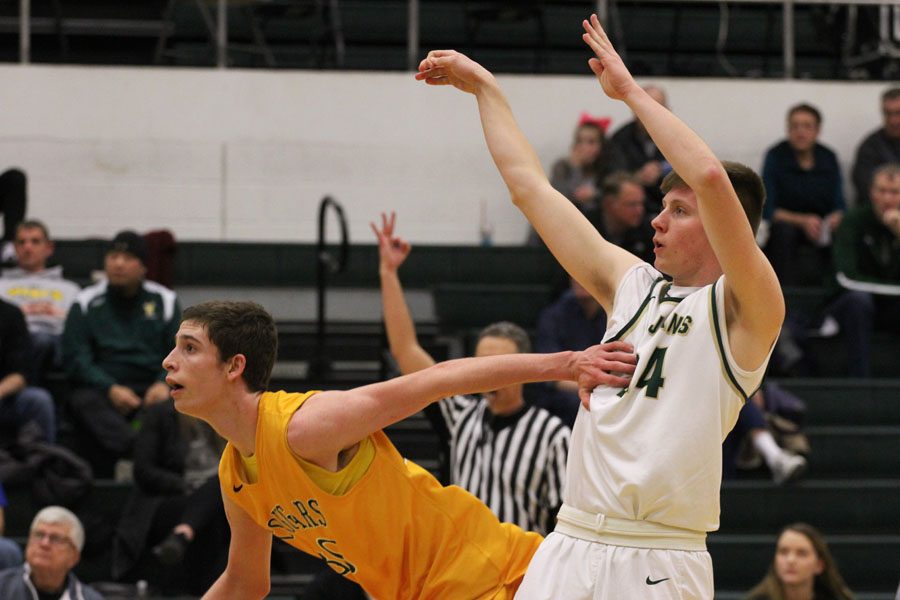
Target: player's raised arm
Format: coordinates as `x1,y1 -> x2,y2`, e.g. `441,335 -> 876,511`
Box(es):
582,15 -> 784,366
415,50 -> 640,312
289,343 -> 635,469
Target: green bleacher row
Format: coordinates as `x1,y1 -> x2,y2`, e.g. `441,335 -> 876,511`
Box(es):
52,240 -> 562,289
6,478 -> 899,592
52,238 -> 900,376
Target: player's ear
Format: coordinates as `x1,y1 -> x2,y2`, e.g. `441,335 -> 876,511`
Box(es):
226,354 -> 247,380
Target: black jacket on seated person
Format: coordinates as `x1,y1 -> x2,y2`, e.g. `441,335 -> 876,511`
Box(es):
112,401 -> 224,581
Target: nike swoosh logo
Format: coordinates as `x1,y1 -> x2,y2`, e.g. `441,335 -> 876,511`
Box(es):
646,576 -> 670,585
233,484 -> 243,493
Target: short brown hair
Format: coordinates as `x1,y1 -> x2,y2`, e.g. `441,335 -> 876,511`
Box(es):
787,103 -> 822,126
182,301 -> 277,392
16,220 -> 50,240
601,171 -> 642,199
660,161 -> 765,234
872,162 -> 900,184
477,321 -> 531,354
881,87 -> 900,103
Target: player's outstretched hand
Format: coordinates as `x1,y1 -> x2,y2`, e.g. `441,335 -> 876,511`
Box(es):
415,50 -> 493,95
371,211 -> 412,274
581,14 -> 639,102
573,341 -> 637,408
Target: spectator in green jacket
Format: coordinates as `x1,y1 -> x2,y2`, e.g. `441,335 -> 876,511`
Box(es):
824,163 -> 900,377
62,230 -> 181,478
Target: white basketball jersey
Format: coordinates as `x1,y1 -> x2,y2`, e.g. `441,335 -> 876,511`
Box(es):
565,263 -> 770,533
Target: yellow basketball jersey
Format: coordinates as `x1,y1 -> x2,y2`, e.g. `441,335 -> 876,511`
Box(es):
218,390 -> 542,599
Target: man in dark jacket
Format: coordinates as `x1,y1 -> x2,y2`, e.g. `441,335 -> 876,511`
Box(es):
0,299 -> 55,443
0,506 -> 103,600
851,87 -> 900,205
606,84 -> 669,213
62,230 -> 180,477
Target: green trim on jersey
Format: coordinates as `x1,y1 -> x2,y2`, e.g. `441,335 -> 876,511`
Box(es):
606,276 -> 666,342
659,282 -> 685,304
709,280 -> 749,401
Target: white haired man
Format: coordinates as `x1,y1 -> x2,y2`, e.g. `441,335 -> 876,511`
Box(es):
0,506 -> 103,599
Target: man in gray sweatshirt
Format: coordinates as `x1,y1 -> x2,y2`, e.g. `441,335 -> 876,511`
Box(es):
0,220 -> 80,383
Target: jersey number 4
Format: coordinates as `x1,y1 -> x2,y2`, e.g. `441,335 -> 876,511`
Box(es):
619,346 -> 668,399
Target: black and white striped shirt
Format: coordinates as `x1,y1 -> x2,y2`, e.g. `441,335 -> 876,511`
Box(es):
436,395 -> 570,535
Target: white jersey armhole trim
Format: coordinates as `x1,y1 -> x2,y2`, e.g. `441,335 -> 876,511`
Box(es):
709,276 -> 774,401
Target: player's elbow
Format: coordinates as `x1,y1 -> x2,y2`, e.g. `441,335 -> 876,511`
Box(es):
509,176 -> 554,208
245,581 -> 270,600
698,161 -> 729,190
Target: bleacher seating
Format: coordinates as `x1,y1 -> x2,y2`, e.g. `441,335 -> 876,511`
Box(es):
0,0 -> 885,79
4,241 -> 897,598
713,378 -> 900,597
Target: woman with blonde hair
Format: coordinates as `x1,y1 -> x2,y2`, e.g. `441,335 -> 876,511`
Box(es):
746,523 -> 854,600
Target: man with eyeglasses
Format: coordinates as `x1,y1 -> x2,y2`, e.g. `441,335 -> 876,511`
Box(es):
0,506 -> 103,599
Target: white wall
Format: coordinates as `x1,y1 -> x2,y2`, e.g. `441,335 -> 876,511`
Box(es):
0,64 -> 886,245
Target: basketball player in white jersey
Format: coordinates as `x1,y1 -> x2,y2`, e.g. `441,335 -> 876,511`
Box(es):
415,15 -> 784,600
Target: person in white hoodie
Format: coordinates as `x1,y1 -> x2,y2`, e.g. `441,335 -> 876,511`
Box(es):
0,220 -> 80,383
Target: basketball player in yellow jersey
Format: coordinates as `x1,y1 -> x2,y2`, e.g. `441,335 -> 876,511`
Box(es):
161,300 -> 636,599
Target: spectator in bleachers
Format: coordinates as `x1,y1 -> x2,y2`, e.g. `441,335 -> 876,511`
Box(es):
744,522 -> 854,600
0,169 -> 27,267
528,114 -> 613,246
112,400 -> 228,595
0,483 -> 23,569
762,103 -> 845,286
822,163 -> 900,377
374,212 -> 588,536
0,298 -> 56,443
0,220 -> 80,384
722,382 -> 807,485
851,87 -> 900,205
587,171 -> 656,264
549,114 -> 613,213
62,230 -> 180,478
607,84 -> 669,213
0,506 -> 104,600
534,277 -> 606,428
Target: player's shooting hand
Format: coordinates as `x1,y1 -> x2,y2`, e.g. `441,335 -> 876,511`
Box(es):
573,341 -> 637,408
415,50 -> 493,95
371,212 -> 412,274
581,14 -> 640,102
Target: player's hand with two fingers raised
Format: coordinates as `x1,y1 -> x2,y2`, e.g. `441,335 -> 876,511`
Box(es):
581,14 -> 640,102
